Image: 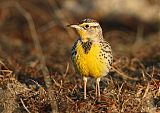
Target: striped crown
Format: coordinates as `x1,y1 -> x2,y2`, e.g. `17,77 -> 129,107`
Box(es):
80,18 -> 98,24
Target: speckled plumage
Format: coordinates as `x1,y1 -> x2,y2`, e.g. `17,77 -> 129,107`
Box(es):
69,19 -> 113,99
71,39 -> 112,78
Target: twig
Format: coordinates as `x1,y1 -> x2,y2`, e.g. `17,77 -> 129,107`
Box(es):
29,79 -> 47,93
0,60 -> 10,70
118,82 -> 124,97
141,70 -> 146,81
65,95 -> 74,103
63,62 -> 69,78
112,66 -> 138,80
158,86 -> 160,96
52,77 -> 61,87
20,98 -> 31,113
142,82 -> 150,98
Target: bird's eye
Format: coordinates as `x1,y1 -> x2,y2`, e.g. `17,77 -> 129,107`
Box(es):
85,24 -> 89,28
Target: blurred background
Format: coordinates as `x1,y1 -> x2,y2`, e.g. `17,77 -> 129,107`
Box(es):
0,0 -> 160,112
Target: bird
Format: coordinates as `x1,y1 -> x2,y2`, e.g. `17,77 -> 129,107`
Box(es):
68,19 -> 113,99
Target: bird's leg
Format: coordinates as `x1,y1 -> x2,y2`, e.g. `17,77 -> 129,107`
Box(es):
95,80 -> 98,97
96,78 -> 101,98
83,77 -> 87,99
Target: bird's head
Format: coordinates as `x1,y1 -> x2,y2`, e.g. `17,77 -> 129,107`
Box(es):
67,19 -> 103,42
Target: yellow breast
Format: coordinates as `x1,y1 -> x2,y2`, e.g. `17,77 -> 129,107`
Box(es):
73,41 -> 108,78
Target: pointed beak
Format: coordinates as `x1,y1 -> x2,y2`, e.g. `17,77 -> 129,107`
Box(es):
66,24 -> 82,29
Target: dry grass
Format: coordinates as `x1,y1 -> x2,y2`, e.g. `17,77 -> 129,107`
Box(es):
0,61 -> 51,113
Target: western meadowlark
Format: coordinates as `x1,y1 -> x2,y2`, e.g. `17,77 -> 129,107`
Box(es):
68,19 -> 113,99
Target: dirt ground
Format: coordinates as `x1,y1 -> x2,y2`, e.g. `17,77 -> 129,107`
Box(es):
0,0 -> 160,113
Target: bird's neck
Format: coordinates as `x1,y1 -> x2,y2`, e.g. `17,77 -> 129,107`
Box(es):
80,40 -> 93,54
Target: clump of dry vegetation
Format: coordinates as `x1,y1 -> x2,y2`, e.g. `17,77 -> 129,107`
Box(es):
0,0 -> 160,113
0,61 -> 51,113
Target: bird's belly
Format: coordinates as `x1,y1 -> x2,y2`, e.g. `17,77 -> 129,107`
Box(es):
74,44 -> 109,78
